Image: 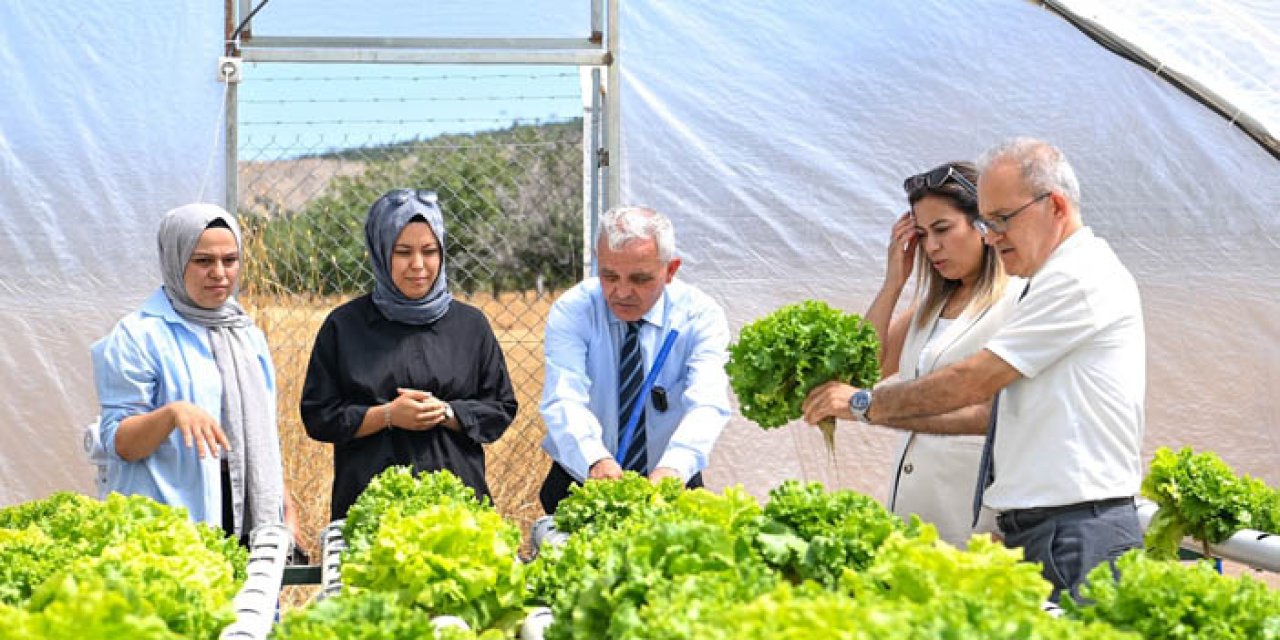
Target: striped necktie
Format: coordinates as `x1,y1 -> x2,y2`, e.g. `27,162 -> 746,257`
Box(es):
972,280 -> 1031,526
618,320 -> 647,473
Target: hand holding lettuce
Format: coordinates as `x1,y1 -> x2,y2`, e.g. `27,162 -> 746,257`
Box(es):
726,300 -> 879,453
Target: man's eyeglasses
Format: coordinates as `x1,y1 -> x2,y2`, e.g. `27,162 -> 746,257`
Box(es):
903,164 -> 978,197
974,192 -> 1051,236
384,188 -> 438,207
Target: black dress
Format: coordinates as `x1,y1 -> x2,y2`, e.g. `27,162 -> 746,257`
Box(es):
300,294 -> 518,520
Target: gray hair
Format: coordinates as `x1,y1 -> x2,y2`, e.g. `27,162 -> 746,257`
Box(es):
977,137 -> 1081,209
598,205 -> 676,262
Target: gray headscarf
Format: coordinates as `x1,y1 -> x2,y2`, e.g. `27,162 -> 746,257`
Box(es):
366,189 -> 453,325
158,203 -> 283,537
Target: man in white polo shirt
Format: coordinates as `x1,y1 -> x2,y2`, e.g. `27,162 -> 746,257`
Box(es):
803,137 -> 1144,601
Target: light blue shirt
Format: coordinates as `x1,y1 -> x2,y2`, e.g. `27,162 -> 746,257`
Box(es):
540,278 -> 731,481
91,288 -> 276,526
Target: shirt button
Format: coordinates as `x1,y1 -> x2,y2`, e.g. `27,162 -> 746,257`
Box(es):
903,463 -> 914,474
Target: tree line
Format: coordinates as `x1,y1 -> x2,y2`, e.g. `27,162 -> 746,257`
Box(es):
238,120 -> 584,297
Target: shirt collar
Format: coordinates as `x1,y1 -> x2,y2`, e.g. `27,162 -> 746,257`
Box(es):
1038,226 -> 1094,275
140,287 -> 200,331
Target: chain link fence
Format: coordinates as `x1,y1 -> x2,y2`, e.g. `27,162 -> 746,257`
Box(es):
234,64 -> 586,557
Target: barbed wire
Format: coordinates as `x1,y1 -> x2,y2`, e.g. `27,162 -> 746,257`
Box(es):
242,116 -> 577,127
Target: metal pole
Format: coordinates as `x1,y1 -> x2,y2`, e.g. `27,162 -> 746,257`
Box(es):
238,0 -> 253,44
242,48 -> 607,66
224,0 -> 240,213
224,80 -> 238,214
590,0 -> 603,43
224,0 -> 236,56
584,68 -> 602,280
604,0 -> 620,210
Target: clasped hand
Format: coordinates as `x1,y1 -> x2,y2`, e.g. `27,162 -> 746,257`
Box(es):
387,388 -> 450,430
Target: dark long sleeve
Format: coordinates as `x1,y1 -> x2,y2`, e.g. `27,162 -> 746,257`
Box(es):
299,295 -> 518,519
452,316 -> 518,445
300,310 -> 385,446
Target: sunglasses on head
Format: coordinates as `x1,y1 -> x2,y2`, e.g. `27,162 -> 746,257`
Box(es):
384,188 -> 438,207
903,164 -> 977,197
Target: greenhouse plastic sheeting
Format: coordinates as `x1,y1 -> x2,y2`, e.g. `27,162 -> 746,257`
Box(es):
1058,0 -> 1279,143
615,0 -> 1280,503
0,3 -> 227,503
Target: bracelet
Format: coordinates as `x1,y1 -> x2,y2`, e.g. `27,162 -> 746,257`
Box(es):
383,405 -> 393,431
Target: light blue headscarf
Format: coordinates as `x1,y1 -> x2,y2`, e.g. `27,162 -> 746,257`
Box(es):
366,189 -> 453,325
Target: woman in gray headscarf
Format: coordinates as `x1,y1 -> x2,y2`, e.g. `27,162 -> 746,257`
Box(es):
92,203 -> 293,542
301,189 -> 518,520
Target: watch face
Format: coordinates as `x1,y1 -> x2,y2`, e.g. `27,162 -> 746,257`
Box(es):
851,391 -> 871,411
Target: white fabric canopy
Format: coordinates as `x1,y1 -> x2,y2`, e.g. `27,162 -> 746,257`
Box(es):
1059,0 -> 1279,146
0,2 -> 227,503
617,0 -> 1280,502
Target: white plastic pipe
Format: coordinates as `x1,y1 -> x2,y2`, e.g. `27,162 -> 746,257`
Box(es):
521,607 -> 554,640
530,515 -> 570,557
219,524 -> 292,640
432,615 -> 471,631
1137,501 -> 1280,572
317,519 -> 347,601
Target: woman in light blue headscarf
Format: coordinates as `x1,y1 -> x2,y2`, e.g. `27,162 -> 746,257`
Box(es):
301,189 -> 518,520
92,203 -> 295,543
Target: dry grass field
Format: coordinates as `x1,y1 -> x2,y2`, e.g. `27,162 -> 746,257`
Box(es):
243,290 -> 560,565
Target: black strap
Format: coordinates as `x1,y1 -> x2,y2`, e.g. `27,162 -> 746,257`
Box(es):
972,393 -> 999,526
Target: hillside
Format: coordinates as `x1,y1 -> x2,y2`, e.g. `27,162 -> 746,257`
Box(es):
236,119 -> 585,296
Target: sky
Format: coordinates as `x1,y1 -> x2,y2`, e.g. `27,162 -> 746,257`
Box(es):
236,0 -> 593,159
239,63 -> 584,160
250,0 -> 590,40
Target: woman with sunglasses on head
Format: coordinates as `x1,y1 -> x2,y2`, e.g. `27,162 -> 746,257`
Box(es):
301,189 -> 518,520
864,162 -> 1025,546
92,203 -> 298,545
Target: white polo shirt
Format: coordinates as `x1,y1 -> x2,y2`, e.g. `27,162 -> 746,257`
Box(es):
982,227 -> 1145,510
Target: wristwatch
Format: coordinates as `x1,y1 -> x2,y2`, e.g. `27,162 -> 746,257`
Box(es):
443,403 -> 455,424
848,389 -> 873,423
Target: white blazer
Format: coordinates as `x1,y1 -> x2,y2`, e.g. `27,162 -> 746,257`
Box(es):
884,277 -> 1025,546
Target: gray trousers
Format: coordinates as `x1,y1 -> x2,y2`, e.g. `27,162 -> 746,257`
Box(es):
997,497 -> 1141,603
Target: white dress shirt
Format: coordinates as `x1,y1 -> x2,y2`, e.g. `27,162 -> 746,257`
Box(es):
540,278 -> 732,481
983,227 -> 1146,510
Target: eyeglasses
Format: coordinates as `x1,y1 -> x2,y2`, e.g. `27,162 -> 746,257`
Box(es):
903,164 -> 978,197
383,188 -> 438,207
974,192 -> 1051,236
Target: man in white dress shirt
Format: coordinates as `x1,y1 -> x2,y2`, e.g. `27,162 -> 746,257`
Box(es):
804,138 -> 1145,601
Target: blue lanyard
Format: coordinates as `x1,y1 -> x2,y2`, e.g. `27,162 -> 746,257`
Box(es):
617,328 -> 680,459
